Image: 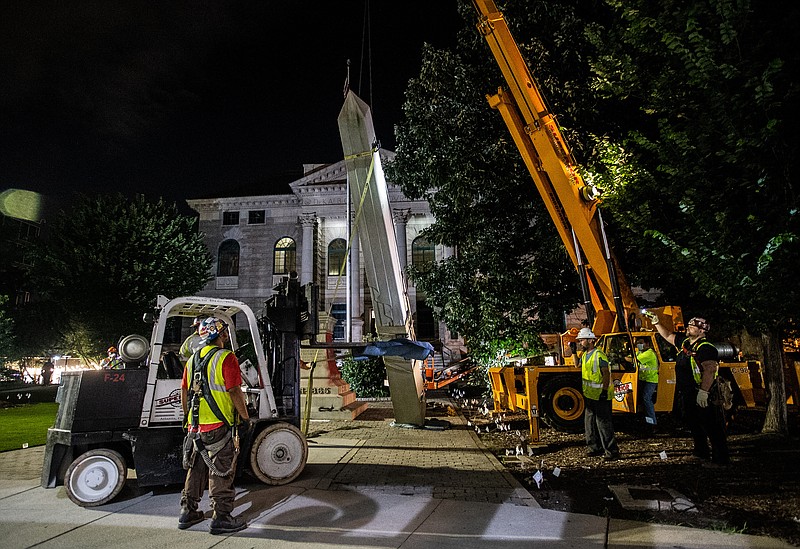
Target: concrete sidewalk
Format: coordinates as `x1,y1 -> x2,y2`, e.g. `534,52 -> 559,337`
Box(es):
0,401 -> 791,548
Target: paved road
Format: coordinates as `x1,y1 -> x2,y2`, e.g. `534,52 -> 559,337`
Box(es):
0,398 -> 791,548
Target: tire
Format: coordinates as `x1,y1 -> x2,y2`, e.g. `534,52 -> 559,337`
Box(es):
64,449 -> 127,507
540,375 -> 585,433
249,423 -> 308,485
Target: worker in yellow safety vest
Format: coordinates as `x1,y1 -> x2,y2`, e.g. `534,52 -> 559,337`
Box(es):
578,328 -> 620,461
179,317 -> 250,535
648,313 -> 728,466
180,315 -> 208,360
636,337 -> 659,431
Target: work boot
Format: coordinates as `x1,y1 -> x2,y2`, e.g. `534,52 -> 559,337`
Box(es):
209,514 -> 247,535
177,509 -> 205,530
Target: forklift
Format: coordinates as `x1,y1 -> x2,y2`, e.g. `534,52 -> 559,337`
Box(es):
41,277 -> 316,507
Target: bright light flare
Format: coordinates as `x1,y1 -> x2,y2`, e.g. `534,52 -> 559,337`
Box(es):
0,189 -> 42,222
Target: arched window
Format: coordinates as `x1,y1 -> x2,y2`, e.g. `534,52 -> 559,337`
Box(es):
327,238 -> 347,276
273,237 -> 296,275
411,236 -> 435,272
217,239 -> 240,276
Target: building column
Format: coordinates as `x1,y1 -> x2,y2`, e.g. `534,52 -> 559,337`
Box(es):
350,213 -> 362,320
349,212 -> 364,341
299,212 -> 316,285
392,208 -> 411,272
443,245 -> 455,259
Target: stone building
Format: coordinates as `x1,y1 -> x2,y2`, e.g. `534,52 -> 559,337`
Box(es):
187,150 -> 464,361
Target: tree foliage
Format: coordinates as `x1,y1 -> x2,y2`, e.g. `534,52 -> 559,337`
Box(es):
583,0 -> 799,432
588,0 -> 799,334
339,356 -> 389,399
392,0 -> 798,432
0,296 -> 15,363
24,194 -> 212,361
388,3 -> 601,363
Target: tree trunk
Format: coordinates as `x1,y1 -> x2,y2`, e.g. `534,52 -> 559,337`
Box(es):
760,328 -> 788,434
731,329 -> 763,361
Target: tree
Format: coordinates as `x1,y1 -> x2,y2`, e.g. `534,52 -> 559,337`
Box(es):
0,295 -> 16,364
390,44 -> 580,365
25,193 -> 212,362
393,0 -> 798,435
389,2 -> 611,364
584,0 -> 799,433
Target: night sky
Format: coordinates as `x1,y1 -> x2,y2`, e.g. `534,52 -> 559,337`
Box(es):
1,2 -> 463,207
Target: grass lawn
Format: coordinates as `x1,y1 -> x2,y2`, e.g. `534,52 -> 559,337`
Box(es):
0,403 -> 58,452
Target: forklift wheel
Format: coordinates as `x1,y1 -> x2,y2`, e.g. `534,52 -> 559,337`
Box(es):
64,449 -> 127,507
249,423 -> 308,485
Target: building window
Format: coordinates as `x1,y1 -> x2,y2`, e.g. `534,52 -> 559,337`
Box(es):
415,299 -> 437,340
411,236 -> 435,272
273,237 -> 296,275
222,211 -> 239,225
217,239 -> 240,276
248,210 -> 265,224
331,303 -> 346,341
327,238 -> 347,276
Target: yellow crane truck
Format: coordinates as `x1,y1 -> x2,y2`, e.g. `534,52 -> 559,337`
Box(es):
471,0 -> 779,442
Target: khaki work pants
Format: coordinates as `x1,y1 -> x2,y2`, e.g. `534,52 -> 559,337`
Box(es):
180,426 -> 238,518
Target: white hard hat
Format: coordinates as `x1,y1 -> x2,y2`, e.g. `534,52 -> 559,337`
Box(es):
576,327 -> 596,340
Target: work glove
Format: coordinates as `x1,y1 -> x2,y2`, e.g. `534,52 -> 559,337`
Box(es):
696,389 -> 709,408
644,311 -> 660,325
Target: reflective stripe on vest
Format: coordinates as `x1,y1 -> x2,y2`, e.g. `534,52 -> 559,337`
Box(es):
581,348 -> 612,400
189,345 -> 236,426
637,348 -> 659,383
688,340 -> 717,385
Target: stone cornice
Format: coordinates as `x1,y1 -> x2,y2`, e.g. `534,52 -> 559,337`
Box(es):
188,195 -> 300,212
289,149 -> 397,190
187,149 -> 412,214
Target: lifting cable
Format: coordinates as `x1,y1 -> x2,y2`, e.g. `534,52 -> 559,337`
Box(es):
358,0 -> 373,106
301,149 -> 377,436
303,1 -> 375,435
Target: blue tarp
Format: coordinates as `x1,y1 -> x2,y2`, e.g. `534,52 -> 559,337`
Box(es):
352,338 -> 434,361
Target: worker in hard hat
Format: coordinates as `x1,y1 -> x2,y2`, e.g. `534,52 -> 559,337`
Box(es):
179,317 -> 250,534
100,346 -> 123,369
577,327 -> 620,461
647,312 -> 728,466
180,315 -> 208,360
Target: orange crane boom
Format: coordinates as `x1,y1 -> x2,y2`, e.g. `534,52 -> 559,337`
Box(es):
472,0 -> 638,335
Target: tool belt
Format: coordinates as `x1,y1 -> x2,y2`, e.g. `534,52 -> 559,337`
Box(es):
182,425 -> 240,476
710,378 -> 734,411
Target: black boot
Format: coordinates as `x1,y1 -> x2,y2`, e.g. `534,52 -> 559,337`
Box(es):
178,509 -> 205,530
209,514 -> 247,535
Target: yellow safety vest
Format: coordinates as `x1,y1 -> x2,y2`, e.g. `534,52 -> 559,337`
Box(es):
186,345 -> 236,427
180,333 -> 202,360
637,348 -> 659,383
687,339 -> 717,385
581,348 -> 612,400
